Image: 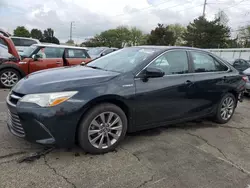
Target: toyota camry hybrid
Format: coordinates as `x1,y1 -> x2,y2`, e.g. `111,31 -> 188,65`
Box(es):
6,46 -> 246,154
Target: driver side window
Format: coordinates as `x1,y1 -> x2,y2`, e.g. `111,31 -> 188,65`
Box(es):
36,47 -> 64,59
148,50 -> 189,75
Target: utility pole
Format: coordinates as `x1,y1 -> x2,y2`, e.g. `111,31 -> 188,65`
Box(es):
202,0 -> 207,17
69,21 -> 74,41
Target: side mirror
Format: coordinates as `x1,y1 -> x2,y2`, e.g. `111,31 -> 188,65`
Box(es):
32,54 -> 41,61
144,67 -> 165,78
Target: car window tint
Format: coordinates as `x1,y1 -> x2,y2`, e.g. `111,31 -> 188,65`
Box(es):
67,49 -> 87,58
37,47 -> 64,58
103,49 -> 114,55
0,39 -> 8,47
11,38 -> 21,46
21,39 -> 37,46
233,60 -> 241,66
191,51 -> 228,72
148,51 -> 189,75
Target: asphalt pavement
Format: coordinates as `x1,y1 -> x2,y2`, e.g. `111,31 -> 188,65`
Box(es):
0,89 -> 250,188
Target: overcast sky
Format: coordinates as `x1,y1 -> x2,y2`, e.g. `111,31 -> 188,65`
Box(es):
1,0 -> 250,43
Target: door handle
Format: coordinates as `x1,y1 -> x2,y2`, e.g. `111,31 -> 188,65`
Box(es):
56,62 -> 62,64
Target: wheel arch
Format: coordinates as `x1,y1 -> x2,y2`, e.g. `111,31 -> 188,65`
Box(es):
75,95 -> 131,142
0,64 -> 26,78
227,89 -> 239,107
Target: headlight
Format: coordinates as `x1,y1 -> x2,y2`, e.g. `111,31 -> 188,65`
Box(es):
20,91 -> 78,107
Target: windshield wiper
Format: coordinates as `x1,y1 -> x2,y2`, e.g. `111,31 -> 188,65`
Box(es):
85,65 -> 105,70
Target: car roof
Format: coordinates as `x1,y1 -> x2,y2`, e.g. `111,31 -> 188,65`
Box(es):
32,44 -> 88,50
136,45 -> 204,50
135,45 -> 209,53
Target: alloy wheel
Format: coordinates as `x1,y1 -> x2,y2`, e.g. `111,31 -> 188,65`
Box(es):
88,112 -> 123,149
0,71 -> 19,87
220,97 -> 235,120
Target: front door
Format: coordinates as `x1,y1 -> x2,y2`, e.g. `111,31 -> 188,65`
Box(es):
134,50 -> 196,127
29,47 -> 64,73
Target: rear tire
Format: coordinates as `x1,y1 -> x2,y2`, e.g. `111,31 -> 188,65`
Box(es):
78,103 -> 127,154
0,69 -> 21,88
213,93 -> 236,124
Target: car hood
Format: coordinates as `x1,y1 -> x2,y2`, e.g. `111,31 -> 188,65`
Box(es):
13,66 -> 120,94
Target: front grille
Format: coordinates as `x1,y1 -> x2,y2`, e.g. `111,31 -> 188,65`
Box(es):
7,109 -> 25,137
8,91 -> 25,106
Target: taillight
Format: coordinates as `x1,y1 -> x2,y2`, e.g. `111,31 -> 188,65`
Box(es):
242,75 -> 249,82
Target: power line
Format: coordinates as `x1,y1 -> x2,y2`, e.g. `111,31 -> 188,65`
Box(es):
221,0 -> 247,11
114,0 -> 176,17
114,0 -> 199,18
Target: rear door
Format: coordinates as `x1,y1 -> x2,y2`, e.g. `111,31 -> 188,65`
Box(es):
29,47 -> 64,73
188,50 -> 231,115
134,50 -> 196,127
65,48 -> 91,66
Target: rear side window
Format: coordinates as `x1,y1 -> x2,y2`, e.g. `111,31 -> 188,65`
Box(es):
67,49 -> 89,58
148,50 -> 189,75
191,51 -> 228,73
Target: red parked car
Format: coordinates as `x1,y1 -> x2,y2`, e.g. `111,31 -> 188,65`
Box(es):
0,34 -> 91,88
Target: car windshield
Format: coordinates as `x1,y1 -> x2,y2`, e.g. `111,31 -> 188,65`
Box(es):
88,47 -> 107,55
87,47 -> 158,73
22,45 -> 37,58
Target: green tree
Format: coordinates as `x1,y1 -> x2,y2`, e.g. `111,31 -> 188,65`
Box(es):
147,24 -> 176,45
81,37 -> 102,47
226,37 -> 239,48
30,29 -> 43,40
83,26 -> 132,48
183,16 -> 230,48
238,25 -> 250,47
66,39 -> 74,45
41,28 -> 60,44
129,27 -> 144,46
168,24 -> 186,46
13,26 -> 30,37
82,26 -> 145,47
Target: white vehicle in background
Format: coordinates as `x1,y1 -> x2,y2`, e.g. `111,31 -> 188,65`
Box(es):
10,36 -> 41,54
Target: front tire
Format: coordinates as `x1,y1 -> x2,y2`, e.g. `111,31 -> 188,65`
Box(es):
78,103 -> 127,154
213,93 -> 236,124
0,69 -> 21,88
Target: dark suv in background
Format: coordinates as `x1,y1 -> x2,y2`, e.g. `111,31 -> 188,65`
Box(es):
6,46 -> 246,154
232,59 -> 250,95
88,47 -> 117,59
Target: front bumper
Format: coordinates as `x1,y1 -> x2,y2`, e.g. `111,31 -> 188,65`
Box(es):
6,93 -> 85,147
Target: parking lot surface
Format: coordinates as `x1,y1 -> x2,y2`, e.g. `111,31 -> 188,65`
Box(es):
0,89 -> 250,188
